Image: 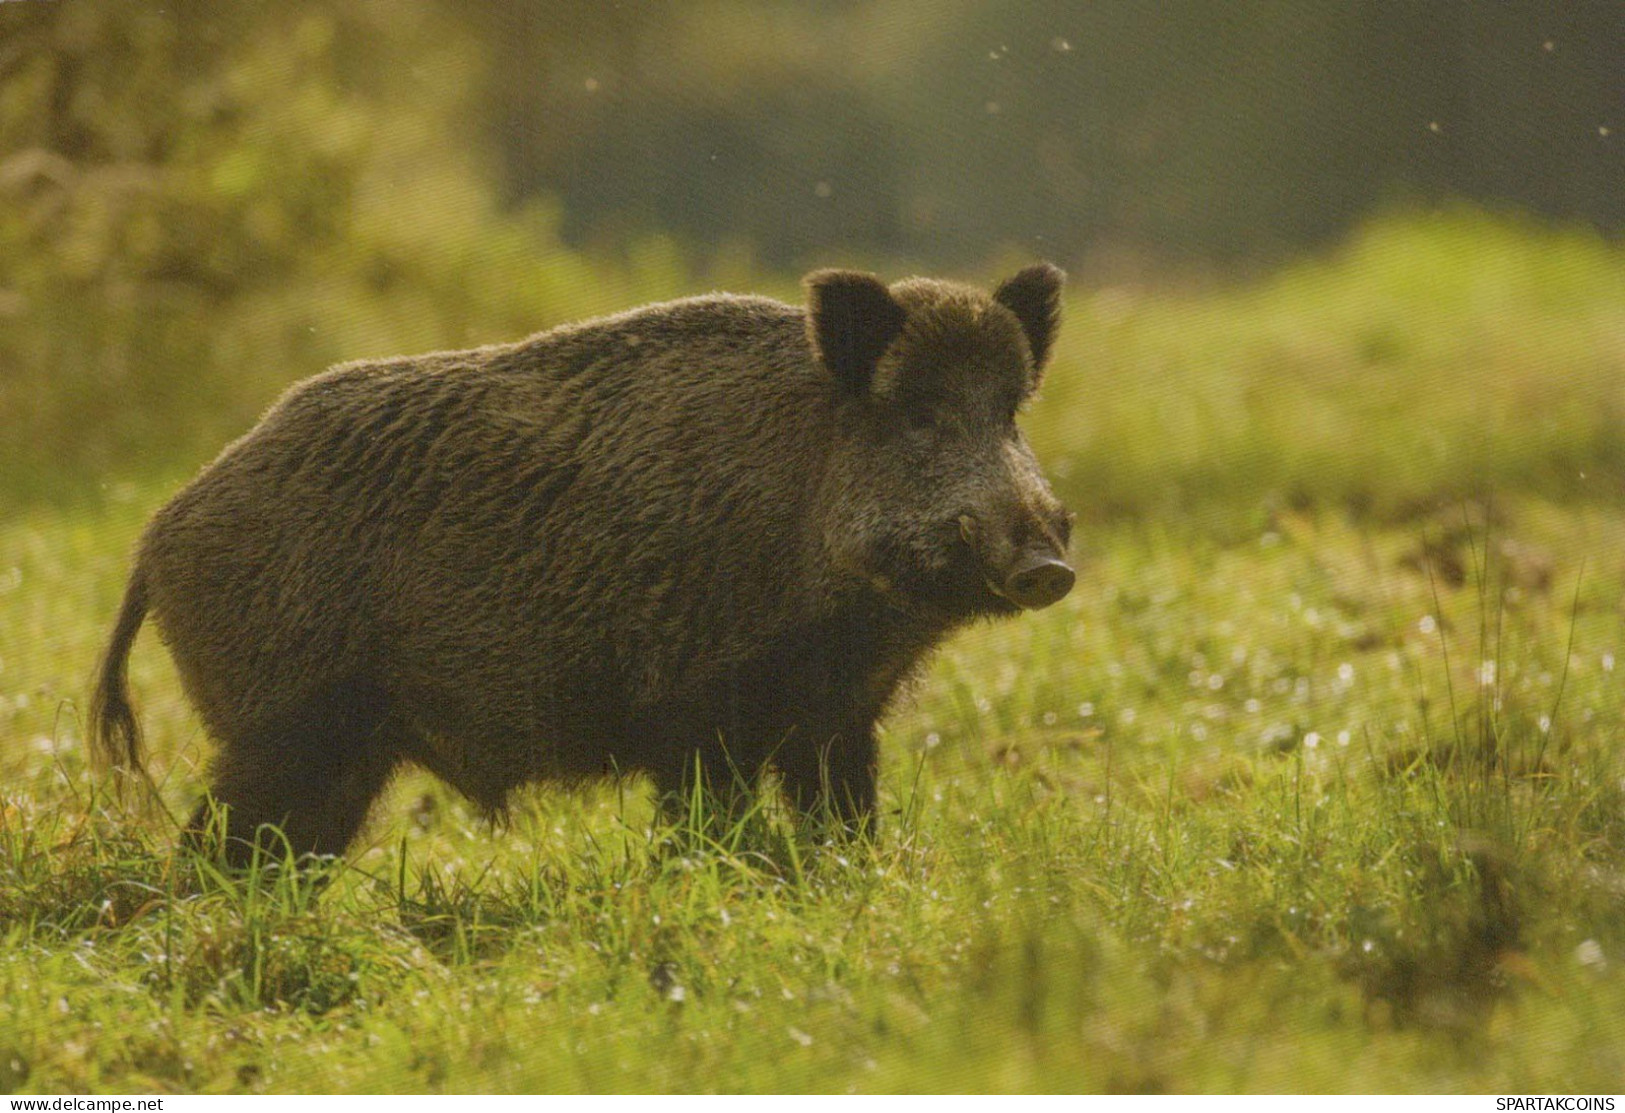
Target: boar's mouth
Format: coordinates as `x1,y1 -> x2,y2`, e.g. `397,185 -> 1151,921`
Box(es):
860,515 -> 1073,622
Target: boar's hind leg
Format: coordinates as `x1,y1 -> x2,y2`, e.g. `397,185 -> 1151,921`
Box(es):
184,692 -> 404,865
776,725 -> 877,836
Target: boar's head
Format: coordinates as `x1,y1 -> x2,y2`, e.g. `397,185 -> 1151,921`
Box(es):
806,263 -> 1074,621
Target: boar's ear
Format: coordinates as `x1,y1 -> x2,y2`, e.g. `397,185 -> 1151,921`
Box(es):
804,269 -> 908,393
993,263 -> 1065,378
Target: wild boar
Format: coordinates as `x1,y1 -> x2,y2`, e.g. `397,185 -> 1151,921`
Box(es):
89,265 -> 1074,861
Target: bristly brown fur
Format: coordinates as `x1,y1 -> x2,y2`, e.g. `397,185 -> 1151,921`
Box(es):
91,266 -> 1072,862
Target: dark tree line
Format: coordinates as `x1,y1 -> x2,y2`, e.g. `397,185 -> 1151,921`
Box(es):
475,1 -> 1625,267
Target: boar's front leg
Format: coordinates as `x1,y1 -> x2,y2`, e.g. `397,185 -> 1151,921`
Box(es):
776,722 -> 877,836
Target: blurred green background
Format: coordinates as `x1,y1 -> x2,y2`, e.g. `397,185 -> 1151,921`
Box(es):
1,1 -> 1621,512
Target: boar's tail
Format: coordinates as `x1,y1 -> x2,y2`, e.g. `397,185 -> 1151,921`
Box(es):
88,562 -> 149,773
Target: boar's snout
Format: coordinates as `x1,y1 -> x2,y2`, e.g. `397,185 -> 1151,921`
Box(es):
1003,550 -> 1075,610
958,513 -> 1075,611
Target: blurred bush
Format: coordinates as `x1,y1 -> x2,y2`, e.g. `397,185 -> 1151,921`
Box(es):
0,3 -> 684,503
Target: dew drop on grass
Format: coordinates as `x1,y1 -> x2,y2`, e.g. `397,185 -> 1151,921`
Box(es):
1418,615 -> 1437,635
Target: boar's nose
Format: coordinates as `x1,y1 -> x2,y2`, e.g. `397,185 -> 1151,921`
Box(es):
1004,552 -> 1075,610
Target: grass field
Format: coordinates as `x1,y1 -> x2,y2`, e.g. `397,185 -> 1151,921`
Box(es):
3,211 -> 1625,1092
